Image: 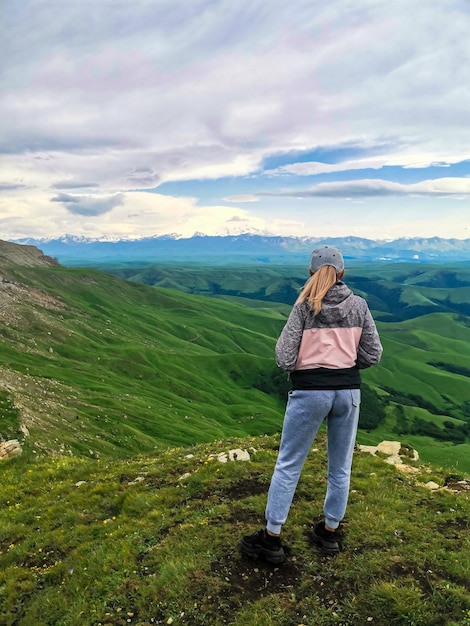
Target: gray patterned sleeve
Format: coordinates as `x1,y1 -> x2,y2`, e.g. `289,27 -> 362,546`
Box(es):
356,307 -> 383,369
275,304 -> 306,371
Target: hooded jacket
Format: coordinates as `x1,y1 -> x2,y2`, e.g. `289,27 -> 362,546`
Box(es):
275,281 -> 382,390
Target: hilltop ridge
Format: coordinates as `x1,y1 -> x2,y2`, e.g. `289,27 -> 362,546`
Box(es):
0,239 -> 58,269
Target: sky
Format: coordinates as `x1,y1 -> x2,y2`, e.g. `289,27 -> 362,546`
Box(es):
1,0 -> 470,241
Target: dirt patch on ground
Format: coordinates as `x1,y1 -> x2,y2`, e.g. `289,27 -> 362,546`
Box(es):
189,475 -> 269,504
212,554 -> 302,602
213,477 -> 269,500
181,551 -> 304,625
444,478 -> 470,492
434,516 -> 469,538
197,544 -> 358,623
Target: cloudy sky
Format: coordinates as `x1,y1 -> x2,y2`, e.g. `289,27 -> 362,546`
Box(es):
1,0 -> 470,241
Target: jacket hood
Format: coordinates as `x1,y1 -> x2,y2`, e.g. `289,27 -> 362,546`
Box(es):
315,281 -> 356,323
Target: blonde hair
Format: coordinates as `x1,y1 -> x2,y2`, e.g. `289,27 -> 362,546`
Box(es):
296,265 -> 339,315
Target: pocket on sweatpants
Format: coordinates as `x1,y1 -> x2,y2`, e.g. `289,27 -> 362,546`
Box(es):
351,389 -> 361,407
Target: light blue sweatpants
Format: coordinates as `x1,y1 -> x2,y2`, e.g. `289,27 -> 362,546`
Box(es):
266,388 -> 361,533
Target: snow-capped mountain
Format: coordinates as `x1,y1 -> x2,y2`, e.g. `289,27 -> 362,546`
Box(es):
9,234 -> 470,266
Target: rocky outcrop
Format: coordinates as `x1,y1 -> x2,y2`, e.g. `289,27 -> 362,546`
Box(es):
0,439 -> 22,460
211,448 -> 252,463
357,440 -> 419,466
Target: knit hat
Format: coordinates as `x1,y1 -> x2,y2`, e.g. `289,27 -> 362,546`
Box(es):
309,245 -> 344,273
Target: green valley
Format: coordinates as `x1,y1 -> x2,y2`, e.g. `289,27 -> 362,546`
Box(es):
105,261 -> 470,473
1,243 -> 470,472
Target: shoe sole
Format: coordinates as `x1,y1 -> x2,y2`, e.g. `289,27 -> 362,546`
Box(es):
238,539 -> 286,564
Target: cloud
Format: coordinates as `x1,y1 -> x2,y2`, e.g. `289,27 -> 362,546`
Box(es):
1,189 -> 273,239
0,183 -> 27,191
224,195 -> 260,203
126,168 -> 161,187
263,178 -> 470,199
53,181 -> 100,190
1,0 -> 470,240
266,155 -> 469,176
269,159 -> 388,177
50,193 -> 125,216
3,1 -> 469,170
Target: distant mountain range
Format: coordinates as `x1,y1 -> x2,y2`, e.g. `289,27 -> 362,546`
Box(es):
11,234 -> 470,265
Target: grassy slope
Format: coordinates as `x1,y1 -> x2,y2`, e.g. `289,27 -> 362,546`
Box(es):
0,265 -> 287,458
360,312 -> 470,471
1,433 -> 469,626
107,262 -> 470,472
2,261 -> 470,471
366,312 -> 470,408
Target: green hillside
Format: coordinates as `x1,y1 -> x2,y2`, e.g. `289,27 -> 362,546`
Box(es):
107,262 -> 470,320
1,248 -> 470,472
355,309 -> 470,472
0,262 -> 288,459
105,262 -> 470,472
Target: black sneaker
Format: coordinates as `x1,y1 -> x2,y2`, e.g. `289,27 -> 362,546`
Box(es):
312,522 -> 341,555
239,529 -> 286,564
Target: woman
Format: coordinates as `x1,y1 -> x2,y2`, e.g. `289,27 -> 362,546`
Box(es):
239,245 -> 383,563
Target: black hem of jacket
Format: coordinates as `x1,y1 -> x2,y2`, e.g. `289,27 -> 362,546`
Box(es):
289,366 -> 361,390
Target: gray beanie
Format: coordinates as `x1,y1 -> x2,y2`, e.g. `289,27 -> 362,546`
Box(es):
310,245 -> 344,273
